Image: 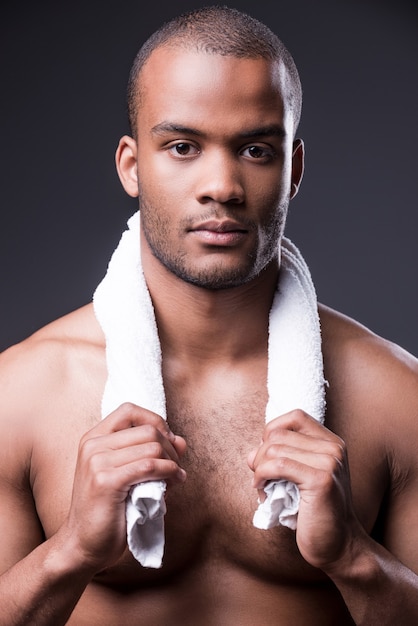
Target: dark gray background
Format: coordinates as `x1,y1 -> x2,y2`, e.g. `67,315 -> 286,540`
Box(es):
1,0 -> 417,355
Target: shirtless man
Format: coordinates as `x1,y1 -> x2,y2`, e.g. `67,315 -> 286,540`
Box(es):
1,6 -> 418,625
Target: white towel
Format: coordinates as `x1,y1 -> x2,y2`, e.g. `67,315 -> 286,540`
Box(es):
93,211 -> 326,568
253,236 -> 326,530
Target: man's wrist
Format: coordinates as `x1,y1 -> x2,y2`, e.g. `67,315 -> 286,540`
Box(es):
322,530 -> 382,588
43,527 -> 100,585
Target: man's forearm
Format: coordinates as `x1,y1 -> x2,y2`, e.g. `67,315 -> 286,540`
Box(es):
0,533 -> 94,626
326,534 -> 418,625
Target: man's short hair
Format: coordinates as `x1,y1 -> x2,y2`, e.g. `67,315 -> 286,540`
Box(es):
127,5 -> 302,138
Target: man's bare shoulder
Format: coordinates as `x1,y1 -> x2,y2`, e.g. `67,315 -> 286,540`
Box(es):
10,302 -> 104,348
0,304 -> 107,572
319,302 -> 418,468
319,302 -> 418,382
0,303 -> 106,434
319,305 -> 418,571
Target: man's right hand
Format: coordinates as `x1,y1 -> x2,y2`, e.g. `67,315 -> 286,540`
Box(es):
59,402 -> 187,573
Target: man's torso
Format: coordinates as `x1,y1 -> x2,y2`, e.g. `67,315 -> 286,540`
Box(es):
1,302 -> 396,624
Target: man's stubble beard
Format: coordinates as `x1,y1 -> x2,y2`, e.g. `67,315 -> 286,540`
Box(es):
138,192 -> 288,291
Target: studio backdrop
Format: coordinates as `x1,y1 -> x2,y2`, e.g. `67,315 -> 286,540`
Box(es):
1,0 -> 417,355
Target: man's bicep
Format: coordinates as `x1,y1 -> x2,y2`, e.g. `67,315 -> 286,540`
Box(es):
381,472 -> 418,574
377,352 -> 418,574
0,470 -> 45,575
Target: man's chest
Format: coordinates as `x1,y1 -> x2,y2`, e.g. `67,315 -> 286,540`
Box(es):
162,367 -> 388,572
164,383 -> 266,539
31,368 -> 387,587
155,372 -> 324,582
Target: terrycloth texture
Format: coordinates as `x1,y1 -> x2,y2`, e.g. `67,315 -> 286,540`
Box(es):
93,212 -> 166,569
253,237 -> 326,529
93,211 -> 326,568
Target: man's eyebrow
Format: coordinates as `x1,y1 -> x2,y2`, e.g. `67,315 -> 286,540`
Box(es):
151,122 -> 204,137
238,125 -> 286,139
150,122 -> 286,140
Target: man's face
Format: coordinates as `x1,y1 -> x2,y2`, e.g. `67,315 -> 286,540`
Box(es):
131,47 -> 301,290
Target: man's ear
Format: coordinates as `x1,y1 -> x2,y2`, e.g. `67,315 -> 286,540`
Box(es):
290,138 -> 305,199
115,135 -> 139,198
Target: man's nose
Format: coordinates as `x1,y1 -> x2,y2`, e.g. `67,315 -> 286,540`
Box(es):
195,150 -> 245,205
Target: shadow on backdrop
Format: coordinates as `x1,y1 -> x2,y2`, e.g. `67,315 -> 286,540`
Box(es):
1,0 -> 417,355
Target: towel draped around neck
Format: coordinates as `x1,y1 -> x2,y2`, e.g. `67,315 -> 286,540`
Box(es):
93,211 -> 326,568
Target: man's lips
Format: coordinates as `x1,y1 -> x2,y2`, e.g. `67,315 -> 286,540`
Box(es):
189,220 -> 249,245
190,219 -> 248,233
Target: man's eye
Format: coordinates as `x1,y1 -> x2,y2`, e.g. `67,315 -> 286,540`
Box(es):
242,145 -> 274,159
169,143 -> 199,157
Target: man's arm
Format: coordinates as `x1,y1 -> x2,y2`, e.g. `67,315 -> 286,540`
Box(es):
0,336 -> 186,626
0,533 -> 94,625
322,332 -> 418,624
248,320 -> 418,625
0,354 -> 86,624
248,408 -> 418,625
323,523 -> 418,625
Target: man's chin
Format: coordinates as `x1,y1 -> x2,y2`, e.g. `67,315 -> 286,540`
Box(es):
170,263 -> 259,291
147,243 -> 262,290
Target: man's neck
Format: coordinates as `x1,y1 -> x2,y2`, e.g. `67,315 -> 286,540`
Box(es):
141,250 -> 280,367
